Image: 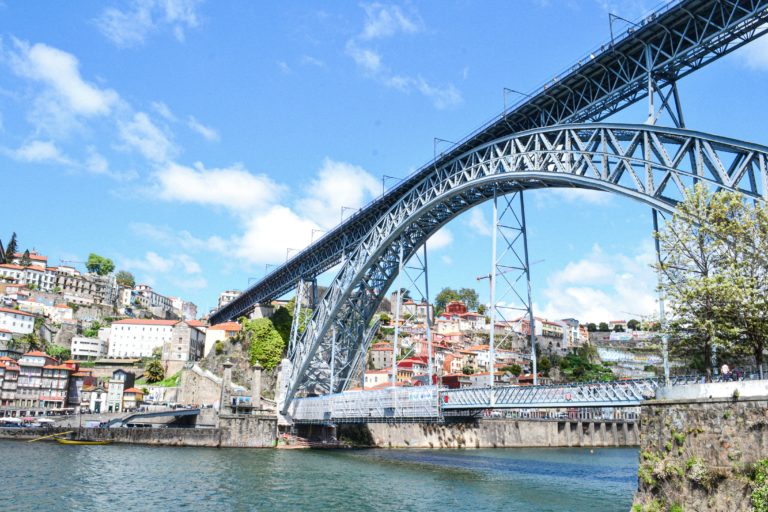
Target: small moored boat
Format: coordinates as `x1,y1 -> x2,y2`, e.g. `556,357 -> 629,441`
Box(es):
55,437 -> 112,445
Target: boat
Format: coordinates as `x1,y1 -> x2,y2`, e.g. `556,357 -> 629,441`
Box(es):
55,437 -> 112,445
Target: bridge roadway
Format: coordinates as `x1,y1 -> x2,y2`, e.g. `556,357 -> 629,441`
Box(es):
288,377 -> 710,424
211,0 -> 768,325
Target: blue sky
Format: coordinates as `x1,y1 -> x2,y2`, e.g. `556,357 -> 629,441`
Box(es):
2,1 -> 768,321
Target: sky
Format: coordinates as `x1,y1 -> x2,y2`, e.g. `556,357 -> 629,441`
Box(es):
2,0 -> 768,321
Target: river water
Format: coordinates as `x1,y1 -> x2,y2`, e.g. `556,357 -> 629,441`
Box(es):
0,441 -> 638,511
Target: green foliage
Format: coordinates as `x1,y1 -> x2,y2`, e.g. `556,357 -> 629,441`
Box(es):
669,504 -> 684,512
151,346 -> 162,360
214,340 -> 224,355
270,306 -> 293,344
20,249 -> 31,267
86,253 -> 115,276
461,366 -> 474,375
672,430 -> 686,446
434,286 -> 480,314
598,322 -> 609,331
151,371 -> 180,387
46,344 -> 70,360
627,319 -> 641,331
587,322 -> 597,332
115,270 -> 136,288
501,364 -> 522,376
558,345 -> 614,382
3,232 -> 18,264
537,355 -> 552,376
144,359 -> 165,383
243,317 -> 285,371
83,321 -> 102,338
27,283 -> 37,291
378,313 -> 391,325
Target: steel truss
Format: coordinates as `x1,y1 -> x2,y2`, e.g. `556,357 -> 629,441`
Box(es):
282,123 -> 768,413
485,189 -> 538,390
210,0 -> 768,326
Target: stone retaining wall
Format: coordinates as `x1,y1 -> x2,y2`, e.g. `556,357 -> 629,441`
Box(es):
632,395 -> 768,511
336,419 -> 639,448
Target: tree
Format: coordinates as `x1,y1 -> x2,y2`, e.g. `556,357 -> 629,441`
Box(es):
477,304 -> 487,315
270,306 -> 293,344
627,319 -> 641,331
613,325 -> 625,332
145,359 -> 165,383
458,288 -> 480,311
83,321 -> 101,338
115,270 -> 136,288
4,233 -> 18,264
587,323 -> 597,332
243,317 -> 285,370
502,364 -> 522,376
435,287 -> 460,314
656,184 -> 743,374
379,313 -> 391,326
86,253 -> 115,276
20,249 -> 31,267
598,322 -> 609,332
47,344 -> 71,360
151,346 -> 163,360
537,355 -> 552,376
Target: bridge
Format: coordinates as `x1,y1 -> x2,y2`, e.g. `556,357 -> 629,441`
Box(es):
208,0 -> 768,423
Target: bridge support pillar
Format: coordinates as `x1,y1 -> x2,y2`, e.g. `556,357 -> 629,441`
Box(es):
251,363 -> 263,410
219,360 -> 233,414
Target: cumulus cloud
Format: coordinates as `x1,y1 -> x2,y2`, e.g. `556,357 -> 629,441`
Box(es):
153,161 -> 285,215
466,207 -> 492,236
427,227 -> 453,250
7,39 -> 119,118
119,112 -> 177,162
234,206 -> 319,264
96,0 -> 204,47
10,140 -> 71,164
187,116 -> 219,141
536,243 -> 658,322
121,251 -> 206,289
130,222 -> 228,253
298,158 -> 380,229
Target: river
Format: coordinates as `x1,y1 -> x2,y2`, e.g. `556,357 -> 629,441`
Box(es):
0,441 -> 638,511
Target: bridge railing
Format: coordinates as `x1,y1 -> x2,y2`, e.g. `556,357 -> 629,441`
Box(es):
291,386 -> 441,424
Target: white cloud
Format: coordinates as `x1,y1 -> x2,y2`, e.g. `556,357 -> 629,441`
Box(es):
360,3 -> 420,40
466,208 -> 492,236
121,250 -> 205,290
152,101 -> 176,121
119,111 -> 177,162
153,161 -> 284,215
96,0 -> 203,47
234,206 -> 319,264
8,40 -> 119,118
10,140 -> 71,164
187,115 -> 219,141
345,5 -> 462,110
130,222 -> 227,252
536,243 -> 658,322
548,188 -> 612,205
277,61 -> 291,74
741,31 -> 768,70
300,55 -> 326,68
427,227 -> 453,250
298,158 -> 380,229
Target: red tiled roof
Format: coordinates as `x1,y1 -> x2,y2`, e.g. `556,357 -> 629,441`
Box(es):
0,328 -> 11,333
23,350 -> 49,357
187,320 -> 205,327
0,356 -> 14,361
0,263 -> 25,270
208,321 -> 241,331
123,387 -> 143,394
43,364 -> 72,371
0,307 -> 34,317
12,253 -> 47,261
112,319 -> 178,326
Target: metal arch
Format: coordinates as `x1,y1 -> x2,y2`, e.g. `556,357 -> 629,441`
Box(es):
282,123 -> 768,414
210,0 -> 768,326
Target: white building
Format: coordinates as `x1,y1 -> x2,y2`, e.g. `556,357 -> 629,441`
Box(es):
217,290 -> 241,309
0,307 -> 34,335
10,252 -> 47,269
170,297 -> 198,320
71,336 -> 108,359
135,285 -> 174,318
108,319 -> 176,358
203,321 -> 241,357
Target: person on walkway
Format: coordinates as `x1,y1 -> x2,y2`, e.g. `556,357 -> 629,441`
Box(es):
720,363 -> 730,380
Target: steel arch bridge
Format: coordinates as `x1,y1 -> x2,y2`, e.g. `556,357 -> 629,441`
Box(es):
280,123 -> 768,414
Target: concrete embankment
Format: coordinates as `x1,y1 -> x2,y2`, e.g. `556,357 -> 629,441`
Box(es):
335,418 -> 639,448
632,383 -> 768,511
0,414 -> 277,448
